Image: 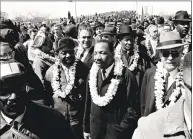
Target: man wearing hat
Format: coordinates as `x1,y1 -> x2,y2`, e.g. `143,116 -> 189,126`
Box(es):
0,19 -> 45,104
115,24 -> 150,89
173,10 -> 192,52
133,51 -> 192,139
45,37 -> 89,139
140,31 -> 185,116
0,60 -> 77,139
101,24 -> 117,47
93,21 -> 105,43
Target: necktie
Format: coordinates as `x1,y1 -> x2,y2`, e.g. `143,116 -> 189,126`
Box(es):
165,73 -> 170,91
102,69 -> 106,80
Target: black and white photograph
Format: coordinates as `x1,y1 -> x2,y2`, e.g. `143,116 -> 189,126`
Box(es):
0,1 -> 192,139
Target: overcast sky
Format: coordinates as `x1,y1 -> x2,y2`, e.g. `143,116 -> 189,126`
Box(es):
1,1 -> 192,19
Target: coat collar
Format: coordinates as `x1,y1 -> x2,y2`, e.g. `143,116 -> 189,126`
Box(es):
163,98 -> 185,135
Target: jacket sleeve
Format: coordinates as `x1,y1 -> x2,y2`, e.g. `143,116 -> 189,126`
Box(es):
120,69 -> 140,131
82,74 -> 91,133
140,70 -> 148,116
14,43 -> 45,104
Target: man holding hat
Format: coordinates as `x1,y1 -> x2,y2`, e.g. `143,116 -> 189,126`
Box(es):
140,31 -> 185,116
173,10 -> 192,53
45,37 -> 89,139
0,60 -> 77,139
115,24 -> 150,89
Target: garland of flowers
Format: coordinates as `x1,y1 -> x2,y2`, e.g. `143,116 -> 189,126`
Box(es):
154,61 -> 184,110
89,58 -> 123,106
114,44 -> 139,71
145,35 -> 158,58
51,59 -> 78,98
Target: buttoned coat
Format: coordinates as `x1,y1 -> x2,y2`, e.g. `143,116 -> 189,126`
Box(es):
83,65 -> 140,139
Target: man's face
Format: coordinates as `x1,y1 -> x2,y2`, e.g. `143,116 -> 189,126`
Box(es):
58,48 -> 75,67
101,34 -> 115,43
149,26 -> 158,39
0,83 -> 26,118
0,44 -> 14,61
175,21 -> 190,38
78,30 -> 92,49
54,26 -> 62,36
30,31 -> 37,40
159,47 -> 182,72
120,37 -> 134,52
95,26 -> 104,35
144,21 -> 149,28
94,42 -> 114,69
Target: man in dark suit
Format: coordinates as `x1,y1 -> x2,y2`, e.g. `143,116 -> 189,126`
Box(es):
140,31 -> 185,116
115,24 -> 151,90
83,40 -> 140,139
45,38 -> 89,139
76,23 -> 94,68
0,60 -> 77,139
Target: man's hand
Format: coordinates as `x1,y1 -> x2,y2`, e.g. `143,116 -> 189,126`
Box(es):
83,132 -> 91,139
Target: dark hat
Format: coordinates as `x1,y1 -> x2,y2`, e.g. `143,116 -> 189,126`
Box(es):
93,21 -> 105,30
173,10 -> 191,22
64,24 -> 77,38
156,31 -> 183,50
157,16 -> 165,24
131,18 -> 137,23
56,37 -> 75,52
101,25 -> 116,36
0,19 -> 19,47
116,24 -> 134,39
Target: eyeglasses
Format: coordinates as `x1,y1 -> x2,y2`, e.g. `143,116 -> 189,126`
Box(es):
161,51 -> 180,58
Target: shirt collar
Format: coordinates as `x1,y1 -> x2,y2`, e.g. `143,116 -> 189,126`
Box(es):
101,62 -> 115,78
164,67 -> 178,79
1,107 -> 26,124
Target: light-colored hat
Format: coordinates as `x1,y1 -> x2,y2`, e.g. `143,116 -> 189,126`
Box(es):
156,31 -> 184,49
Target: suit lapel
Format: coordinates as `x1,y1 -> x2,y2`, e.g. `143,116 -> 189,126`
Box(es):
121,52 -> 129,68
83,47 -> 93,63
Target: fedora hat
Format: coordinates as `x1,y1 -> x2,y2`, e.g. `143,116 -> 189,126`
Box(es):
101,25 -> 116,36
156,31 -> 183,50
116,24 -> 134,39
173,10 -> 191,22
93,21 -> 105,30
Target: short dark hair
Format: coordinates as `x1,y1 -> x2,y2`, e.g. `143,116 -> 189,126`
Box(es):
95,39 -> 114,52
183,51 -> 192,70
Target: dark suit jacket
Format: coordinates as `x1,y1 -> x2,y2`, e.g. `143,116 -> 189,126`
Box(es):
140,67 -> 178,117
0,101 -> 77,139
45,60 -> 89,124
83,65 -> 140,139
82,46 -> 94,69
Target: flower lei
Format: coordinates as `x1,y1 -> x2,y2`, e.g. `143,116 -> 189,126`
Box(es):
89,59 -> 123,106
154,62 -> 184,110
114,44 -> 139,71
145,35 -> 158,58
51,59 -> 78,98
